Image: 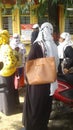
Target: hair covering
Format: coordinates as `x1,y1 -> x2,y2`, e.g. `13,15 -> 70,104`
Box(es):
32,24 -> 39,29
34,22 -> 53,44
0,30 -> 10,45
10,33 -> 25,50
34,22 -> 59,96
34,22 -> 58,60
2,30 -> 10,38
13,33 -> 20,39
58,32 -> 73,59
13,33 -> 20,45
41,22 -> 53,34
60,32 -> 71,42
10,33 -> 26,67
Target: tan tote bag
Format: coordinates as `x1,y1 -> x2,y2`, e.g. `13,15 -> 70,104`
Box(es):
25,57 -> 57,85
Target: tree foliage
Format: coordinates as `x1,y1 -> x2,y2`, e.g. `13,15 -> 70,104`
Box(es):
1,0 -> 73,16
52,0 -> 73,8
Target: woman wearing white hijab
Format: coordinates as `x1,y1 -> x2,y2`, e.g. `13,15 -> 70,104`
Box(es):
10,34 -> 26,88
58,32 -> 73,84
57,32 -> 73,74
22,22 -> 59,130
58,32 -> 73,59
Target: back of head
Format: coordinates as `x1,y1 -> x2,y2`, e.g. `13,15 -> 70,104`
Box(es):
41,22 -> 53,35
13,33 -> 20,39
13,33 -> 20,44
32,24 -> 39,29
34,22 -> 54,43
2,30 -> 10,38
60,32 -> 71,42
0,30 -> 10,45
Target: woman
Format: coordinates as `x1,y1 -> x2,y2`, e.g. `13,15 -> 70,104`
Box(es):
61,45 -> 73,84
57,32 -> 73,74
10,33 -> 26,89
31,24 -> 39,45
0,30 -> 19,115
22,22 -> 59,130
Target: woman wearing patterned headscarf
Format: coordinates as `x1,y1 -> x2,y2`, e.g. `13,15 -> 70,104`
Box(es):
22,22 -> 59,130
0,30 -> 19,115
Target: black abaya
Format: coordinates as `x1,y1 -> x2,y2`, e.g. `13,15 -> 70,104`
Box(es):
22,43 -> 52,130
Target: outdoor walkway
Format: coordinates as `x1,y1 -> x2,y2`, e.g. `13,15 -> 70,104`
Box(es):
0,87 -> 73,130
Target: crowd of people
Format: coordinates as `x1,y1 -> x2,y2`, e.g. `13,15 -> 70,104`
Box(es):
0,22 -> 73,130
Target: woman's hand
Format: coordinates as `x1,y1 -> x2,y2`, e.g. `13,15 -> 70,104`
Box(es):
63,68 -> 69,74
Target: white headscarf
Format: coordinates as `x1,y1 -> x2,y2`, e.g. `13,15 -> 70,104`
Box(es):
34,22 -> 59,69
34,22 -> 53,42
10,33 -> 26,51
34,22 -> 59,96
58,32 -> 73,59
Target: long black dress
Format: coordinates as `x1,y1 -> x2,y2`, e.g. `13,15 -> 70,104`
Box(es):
22,43 -> 52,130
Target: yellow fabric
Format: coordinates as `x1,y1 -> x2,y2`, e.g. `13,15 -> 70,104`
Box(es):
0,44 -> 17,76
0,67 -> 16,77
2,30 -> 10,38
0,30 -> 9,45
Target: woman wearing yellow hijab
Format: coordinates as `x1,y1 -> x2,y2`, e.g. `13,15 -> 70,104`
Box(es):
0,30 -> 19,115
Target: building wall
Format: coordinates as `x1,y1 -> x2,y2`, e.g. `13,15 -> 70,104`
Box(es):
0,4 -> 38,55
1,3 -> 72,54
58,4 -> 65,33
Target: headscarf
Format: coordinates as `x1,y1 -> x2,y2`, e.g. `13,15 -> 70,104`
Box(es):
58,32 -> 73,59
32,24 -> 39,29
34,22 -> 53,42
34,22 -> 59,69
10,33 -> 26,51
0,30 -> 10,45
34,22 -> 59,96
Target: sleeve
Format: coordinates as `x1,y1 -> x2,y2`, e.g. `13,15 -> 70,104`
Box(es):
25,42 -> 43,83
64,46 -> 73,59
62,46 -> 73,72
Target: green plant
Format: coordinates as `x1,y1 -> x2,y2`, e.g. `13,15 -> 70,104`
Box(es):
1,0 -> 73,16
52,0 -> 73,8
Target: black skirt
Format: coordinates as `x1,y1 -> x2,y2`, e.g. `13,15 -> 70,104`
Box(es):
0,73 -> 19,115
22,84 -> 52,130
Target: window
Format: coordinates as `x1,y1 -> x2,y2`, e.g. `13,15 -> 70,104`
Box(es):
2,8 -> 12,35
38,15 -> 49,26
20,15 -> 30,24
20,9 -> 30,35
20,7 -> 30,24
2,17 -> 12,35
65,10 -> 73,34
